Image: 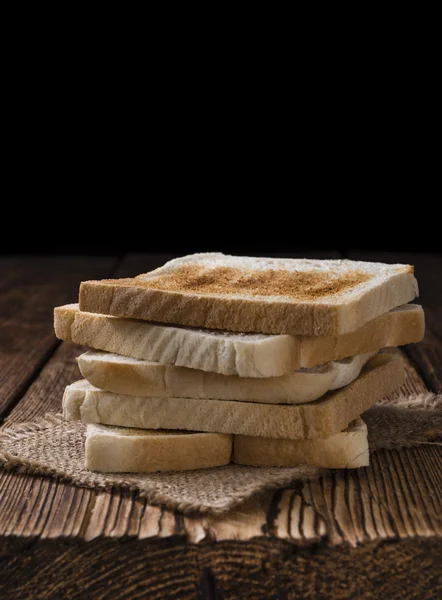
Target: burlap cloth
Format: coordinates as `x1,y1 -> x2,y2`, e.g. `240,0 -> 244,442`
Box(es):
0,394 -> 441,514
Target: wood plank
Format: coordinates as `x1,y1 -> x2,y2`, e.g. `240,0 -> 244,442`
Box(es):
0,256 -> 117,541
0,536 -> 441,600
348,251 -> 442,392
2,342 -> 85,427
0,256 -> 117,419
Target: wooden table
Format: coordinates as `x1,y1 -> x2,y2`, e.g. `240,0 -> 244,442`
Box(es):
0,252 -> 441,600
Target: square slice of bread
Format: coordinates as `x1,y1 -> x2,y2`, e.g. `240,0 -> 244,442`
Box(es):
233,418 -> 369,468
54,303 -> 424,377
77,349 -> 375,404
63,353 -> 404,440
79,253 -> 418,336
85,425 -> 232,472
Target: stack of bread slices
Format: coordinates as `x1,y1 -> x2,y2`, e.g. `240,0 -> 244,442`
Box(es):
54,254 -> 424,473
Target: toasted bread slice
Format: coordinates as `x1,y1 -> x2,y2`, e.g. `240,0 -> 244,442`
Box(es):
79,253 -> 418,336
63,353 -> 404,440
77,349 -> 375,404
85,425 -> 232,472
54,303 -> 424,377
233,418 -> 369,468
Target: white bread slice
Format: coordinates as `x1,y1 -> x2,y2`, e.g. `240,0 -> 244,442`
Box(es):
233,419 -> 369,468
54,303 -> 424,377
85,425 -> 232,472
77,350 -> 375,404
79,253 -> 418,336
63,353 -> 404,440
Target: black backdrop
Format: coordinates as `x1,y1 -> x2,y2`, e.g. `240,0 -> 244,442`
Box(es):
2,205 -> 440,256
3,115 -> 439,257
3,24 -> 441,259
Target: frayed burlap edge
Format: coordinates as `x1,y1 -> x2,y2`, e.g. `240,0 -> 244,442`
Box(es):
375,392 -> 442,410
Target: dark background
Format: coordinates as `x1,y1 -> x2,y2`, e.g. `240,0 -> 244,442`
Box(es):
3,205 -> 439,257
3,38 -> 440,258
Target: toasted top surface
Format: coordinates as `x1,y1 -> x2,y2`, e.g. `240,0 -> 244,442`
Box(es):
79,254 -> 418,336
121,253 -> 414,303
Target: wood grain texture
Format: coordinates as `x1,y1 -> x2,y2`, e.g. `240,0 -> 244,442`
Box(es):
0,256 -> 116,419
0,536 -> 441,600
2,342 -> 85,426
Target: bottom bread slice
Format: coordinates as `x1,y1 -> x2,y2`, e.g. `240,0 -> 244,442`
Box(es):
64,353 -> 404,440
233,418 -> 369,468
86,425 -> 232,472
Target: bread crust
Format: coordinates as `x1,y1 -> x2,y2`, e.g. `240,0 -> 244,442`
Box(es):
86,425 -> 232,472
233,419 -> 369,468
